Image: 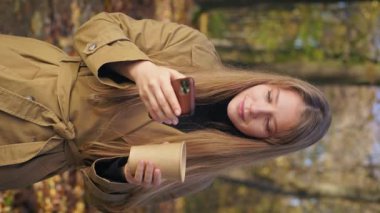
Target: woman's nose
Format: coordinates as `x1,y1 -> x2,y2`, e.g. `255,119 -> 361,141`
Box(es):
250,104 -> 274,118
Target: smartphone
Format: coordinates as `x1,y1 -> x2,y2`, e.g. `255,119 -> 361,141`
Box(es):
171,77 -> 195,117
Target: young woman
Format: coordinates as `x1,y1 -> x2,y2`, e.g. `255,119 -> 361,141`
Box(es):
0,12 -> 331,211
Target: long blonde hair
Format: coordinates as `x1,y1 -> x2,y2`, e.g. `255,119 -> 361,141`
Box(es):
82,65 -> 331,211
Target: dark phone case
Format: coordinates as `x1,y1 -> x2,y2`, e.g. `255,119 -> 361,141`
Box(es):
171,77 -> 195,116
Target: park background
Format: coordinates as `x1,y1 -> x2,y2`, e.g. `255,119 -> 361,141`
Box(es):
0,0 -> 380,212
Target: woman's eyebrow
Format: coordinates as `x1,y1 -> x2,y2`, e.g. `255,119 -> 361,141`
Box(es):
273,87 -> 280,134
275,87 -> 280,104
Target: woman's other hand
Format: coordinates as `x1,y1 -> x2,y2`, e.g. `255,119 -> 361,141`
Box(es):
116,61 -> 185,125
124,160 -> 162,187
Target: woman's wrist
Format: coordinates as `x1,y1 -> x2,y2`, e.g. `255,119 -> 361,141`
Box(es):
109,60 -> 153,82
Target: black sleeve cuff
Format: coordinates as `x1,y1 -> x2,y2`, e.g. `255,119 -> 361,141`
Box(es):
94,157 -> 129,183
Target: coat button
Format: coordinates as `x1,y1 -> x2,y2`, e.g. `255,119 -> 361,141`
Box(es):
25,96 -> 35,101
88,43 -> 97,51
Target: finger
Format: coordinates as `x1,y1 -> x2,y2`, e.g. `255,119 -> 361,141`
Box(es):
139,90 -> 160,122
146,103 -> 161,123
153,168 -> 162,187
144,86 -> 167,123
143,162 -> 154,186
124,165 -> 143,185
124,165 -> 137,184
154,84 -> 178,123
161,81 -> 181,118
141,97 -> 158,121
141,87 -> 165,123
134,160 -> 145,183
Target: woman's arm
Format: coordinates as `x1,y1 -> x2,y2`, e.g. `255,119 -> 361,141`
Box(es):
74,12 -> 220,124
74,12 -> 220,88
81,156 -> 166,211
82,156 -> 214,211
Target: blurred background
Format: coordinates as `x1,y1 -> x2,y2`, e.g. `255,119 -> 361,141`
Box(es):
1,0 -> 380,212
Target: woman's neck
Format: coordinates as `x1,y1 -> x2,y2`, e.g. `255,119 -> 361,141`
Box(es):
174,99 -> 244,136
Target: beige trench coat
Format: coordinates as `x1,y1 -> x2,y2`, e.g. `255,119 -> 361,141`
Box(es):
0,12 -> 220,208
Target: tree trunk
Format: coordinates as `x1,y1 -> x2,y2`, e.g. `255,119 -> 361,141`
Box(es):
195,0 -> 372,11
218,175 -> 380,203
213,44 -> 380,85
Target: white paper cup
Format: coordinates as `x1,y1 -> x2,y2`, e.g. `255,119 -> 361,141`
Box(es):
127,142 -> 186,182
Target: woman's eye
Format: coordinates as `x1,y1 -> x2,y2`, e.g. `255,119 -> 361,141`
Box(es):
265,117 -> 271,134
267,89 -> 272,102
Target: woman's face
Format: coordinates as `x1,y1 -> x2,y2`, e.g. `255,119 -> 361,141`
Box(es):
227,84 -> 305,138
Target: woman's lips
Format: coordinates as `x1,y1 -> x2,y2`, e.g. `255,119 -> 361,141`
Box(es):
238,96 -> 246,121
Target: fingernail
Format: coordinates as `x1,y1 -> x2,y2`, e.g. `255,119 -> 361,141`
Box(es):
172,119 -> 178,125
175,109 -> 181,116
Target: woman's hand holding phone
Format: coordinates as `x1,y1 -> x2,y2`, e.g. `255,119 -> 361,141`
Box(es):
115,60 -> 186,125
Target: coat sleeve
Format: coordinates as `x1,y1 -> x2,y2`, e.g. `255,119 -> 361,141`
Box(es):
80,157 -> 142,211
73,12 -> 221,89
81,156 -> 215,211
